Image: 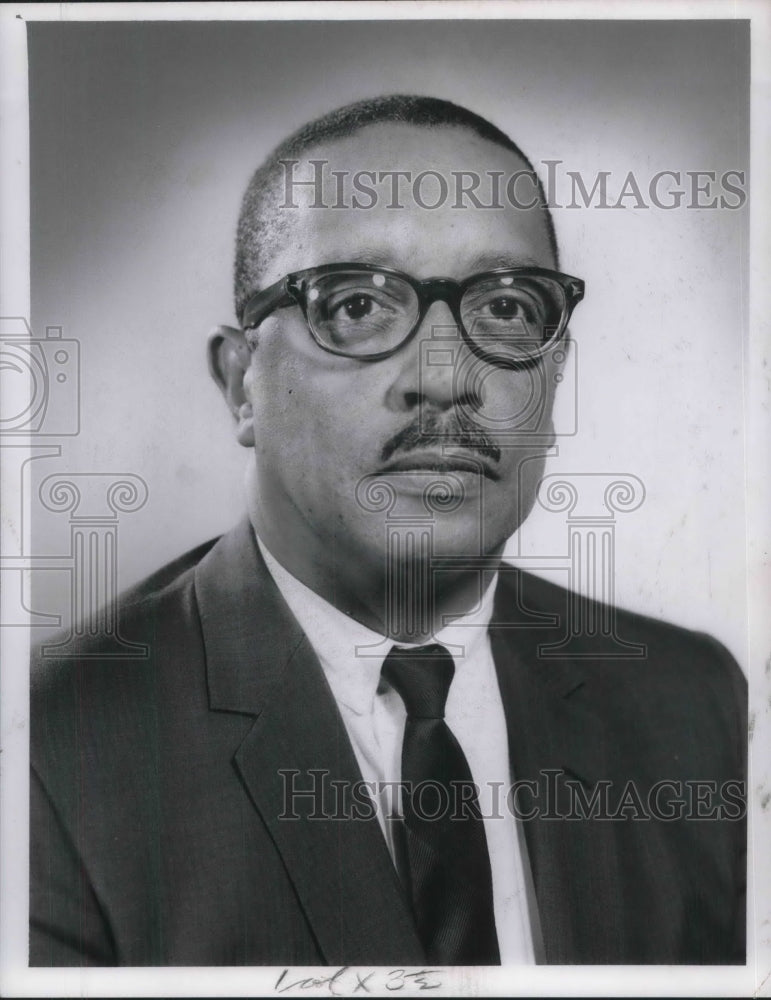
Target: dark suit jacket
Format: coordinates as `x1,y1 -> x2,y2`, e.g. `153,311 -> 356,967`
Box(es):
30,519 -> 746,966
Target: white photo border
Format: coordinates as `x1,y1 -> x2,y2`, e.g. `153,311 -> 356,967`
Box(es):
1,2 -> 769,997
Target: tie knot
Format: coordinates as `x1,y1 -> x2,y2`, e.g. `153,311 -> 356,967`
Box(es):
382,643 -> 455,719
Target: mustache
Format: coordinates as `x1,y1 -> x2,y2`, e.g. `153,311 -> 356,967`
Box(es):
380,409 -> 502,465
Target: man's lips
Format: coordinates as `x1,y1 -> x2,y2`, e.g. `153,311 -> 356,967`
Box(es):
378,449 -> 501,481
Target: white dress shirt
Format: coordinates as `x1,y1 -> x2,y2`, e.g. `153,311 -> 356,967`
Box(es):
257,536 -> 536,963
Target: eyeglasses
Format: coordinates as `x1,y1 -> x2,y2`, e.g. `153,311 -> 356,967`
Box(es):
241,263 -> 585,368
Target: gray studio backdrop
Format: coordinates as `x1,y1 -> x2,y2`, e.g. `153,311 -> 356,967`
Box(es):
27,19 -> 749,662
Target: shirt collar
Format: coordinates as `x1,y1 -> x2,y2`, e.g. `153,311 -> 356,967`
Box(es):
255,533 -> 498,718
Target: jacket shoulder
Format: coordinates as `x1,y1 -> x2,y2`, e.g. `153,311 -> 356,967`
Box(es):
115,535 -> 219,614
497,563 -> 746,728
502,563 -> 744,666
30,535 -> 221,711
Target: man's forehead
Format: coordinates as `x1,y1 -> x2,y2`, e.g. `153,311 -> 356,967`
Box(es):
279,120 -> 532,182
259,121 -> 554,281
327,247 -> 545,270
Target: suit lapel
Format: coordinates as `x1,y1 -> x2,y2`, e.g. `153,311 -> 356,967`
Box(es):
194,520 -> 424,965
194,523 -> 629,963
490,566 -> 627,964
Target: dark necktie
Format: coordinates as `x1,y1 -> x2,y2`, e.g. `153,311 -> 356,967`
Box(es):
382,643 -> 501,965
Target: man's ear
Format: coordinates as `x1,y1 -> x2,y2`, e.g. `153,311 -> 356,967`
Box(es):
207,325 -> 255,447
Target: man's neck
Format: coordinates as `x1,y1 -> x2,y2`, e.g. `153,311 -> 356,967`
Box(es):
247,492 -> 503,644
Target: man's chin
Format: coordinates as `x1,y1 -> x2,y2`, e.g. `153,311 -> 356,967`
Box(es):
355,467 -> 495,513
350,472 -> 514,561
381,467 -> 489,502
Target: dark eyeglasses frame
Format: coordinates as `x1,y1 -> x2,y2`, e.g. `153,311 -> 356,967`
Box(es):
240,262 -> 585,367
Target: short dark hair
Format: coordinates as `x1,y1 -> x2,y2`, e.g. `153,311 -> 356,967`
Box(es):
234,94 -> 559,323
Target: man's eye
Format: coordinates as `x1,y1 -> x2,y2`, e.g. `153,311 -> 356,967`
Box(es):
464,288 -> 546,328
486,296 -> 525,319
333,294 -> 382,322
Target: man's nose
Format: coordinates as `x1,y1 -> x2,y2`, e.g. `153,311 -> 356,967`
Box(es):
384,301 -> 479,413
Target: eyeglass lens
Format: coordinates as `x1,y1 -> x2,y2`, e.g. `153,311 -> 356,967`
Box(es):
304,270 -> 566,359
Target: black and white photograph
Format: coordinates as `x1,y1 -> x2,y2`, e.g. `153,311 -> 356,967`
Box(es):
0,2 -> 769,996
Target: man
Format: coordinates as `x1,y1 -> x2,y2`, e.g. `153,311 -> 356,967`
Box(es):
30,95 -> 746,966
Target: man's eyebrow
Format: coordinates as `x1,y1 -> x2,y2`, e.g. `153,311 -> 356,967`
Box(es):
338,248 -> 397,267
465,252 -> 544,271
327,250 -> 546,271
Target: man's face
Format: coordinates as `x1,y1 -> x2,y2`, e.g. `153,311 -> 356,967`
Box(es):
239,123 -> 560,578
